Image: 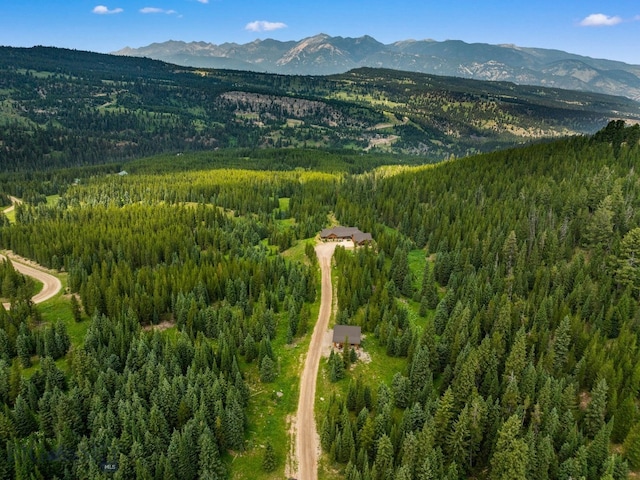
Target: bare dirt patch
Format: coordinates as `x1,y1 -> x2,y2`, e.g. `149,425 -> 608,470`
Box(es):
321,330 -> 333,358
142,320 -> 175,332
285,414 -> 297,479
579,390 -> 591,410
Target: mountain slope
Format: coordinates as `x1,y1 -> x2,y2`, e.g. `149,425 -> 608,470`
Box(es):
1,46 -> 639,171
113,35 -> 640,100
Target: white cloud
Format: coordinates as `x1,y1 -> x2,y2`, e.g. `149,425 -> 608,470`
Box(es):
245,20 -> 288,32
140,7 -> 177,14
579,13 -> 623,27
197,0 -> 209,3
92,5 -> 123,14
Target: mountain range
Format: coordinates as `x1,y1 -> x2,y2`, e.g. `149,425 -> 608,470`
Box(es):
113,34 -> 640,101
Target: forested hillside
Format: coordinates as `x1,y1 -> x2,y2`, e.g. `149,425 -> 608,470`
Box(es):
0,122 -> 639,479
321,120 -> 640,479
0,167 -> 331,478
1,46 -> 639,172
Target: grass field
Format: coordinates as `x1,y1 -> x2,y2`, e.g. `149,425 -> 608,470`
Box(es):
407,248 -> 427,289
20,271 -> 92,377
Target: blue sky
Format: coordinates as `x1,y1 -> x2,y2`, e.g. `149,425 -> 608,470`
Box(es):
0,0 -> 639,64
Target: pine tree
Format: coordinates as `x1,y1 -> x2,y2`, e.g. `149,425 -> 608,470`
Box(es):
392,373 -> 410,409
44,325 -> 59,359
553,316 -> 571,372
260,356 -> 277,383
343,337 -> 352,370
586,198 -> 614,252
70,295 -> 83,322
374,434 -> 394,479
224,396 -> 245,450
434,387 -> 455,441
54,321 -> 71,357
15,333 -> 31,368
329,350 -> 345,382
624,423 -> 640,470
390,247 -> 409,294
617,227 -> 640,296
447,406 -> 471,472
199,426 -> 226,479
490,415 -> 528,480
588,420 -> 612,478
585,378 -> 608,438
409,345 -> 431,399
13,395 -> 37,437
262,441 -> 276,472
418,295 -> 429,317
420,262 -> 439,310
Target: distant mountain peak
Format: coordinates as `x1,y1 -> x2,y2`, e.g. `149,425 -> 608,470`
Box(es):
112,34 -> 640,100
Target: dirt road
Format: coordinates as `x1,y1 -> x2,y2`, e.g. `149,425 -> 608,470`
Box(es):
2,196 -> 21,216
1,253 -> 62,310
294,241 -> 339,480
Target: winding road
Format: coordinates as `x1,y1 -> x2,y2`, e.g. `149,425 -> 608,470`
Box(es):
294,241 -> 338,480
1,253 -> 62,310
1,197 -> 61,310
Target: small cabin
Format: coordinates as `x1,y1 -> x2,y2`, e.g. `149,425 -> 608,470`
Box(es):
332,325 -> 362,349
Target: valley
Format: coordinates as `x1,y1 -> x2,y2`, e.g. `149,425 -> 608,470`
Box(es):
1,46 -> 639,172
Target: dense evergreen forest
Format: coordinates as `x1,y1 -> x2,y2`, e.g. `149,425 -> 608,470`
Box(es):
0,119 -> 640,479
2,46 -> 640,172
323,121 -> 640,479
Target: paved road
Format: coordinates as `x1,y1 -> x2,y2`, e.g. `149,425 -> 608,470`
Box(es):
1,253 -> 62,310
294,241 -> 338,480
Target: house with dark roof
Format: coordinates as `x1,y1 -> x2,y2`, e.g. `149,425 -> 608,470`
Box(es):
332,325 -> 362,349
352,231 -> 373,246
320,226 -> 360,240
320,226 -> 373,246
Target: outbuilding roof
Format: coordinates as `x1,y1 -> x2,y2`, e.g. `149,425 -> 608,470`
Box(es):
332,325 -> 362,345
352,231 -> 373,244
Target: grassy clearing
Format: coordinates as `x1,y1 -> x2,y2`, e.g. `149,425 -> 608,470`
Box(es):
281,237 -> 316,264
3,207 -> 15,224
21,272 -> 91,378
278,197 -> 290,211
46,194 -> 60,206
408,248 -> 427,288
38,298 -> 89,349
